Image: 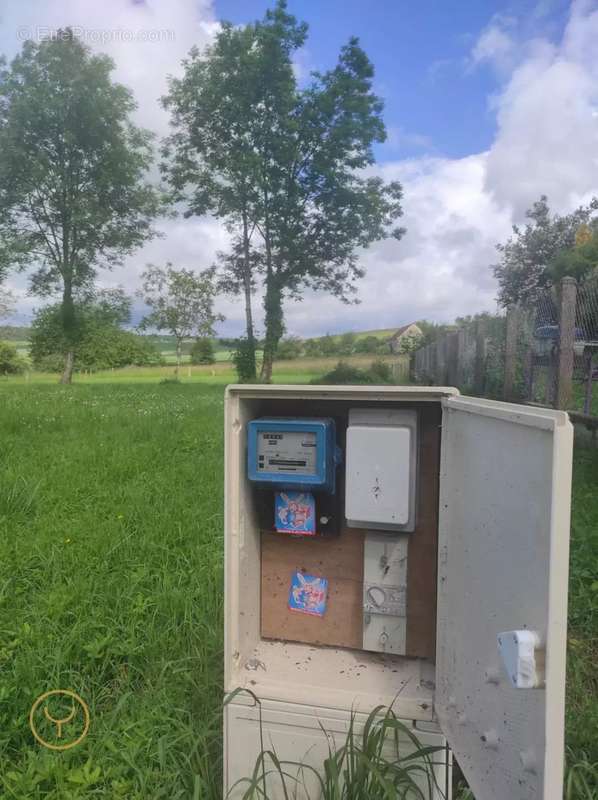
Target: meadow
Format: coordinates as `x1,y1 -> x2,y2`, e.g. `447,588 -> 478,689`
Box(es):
3,354 -> 403,387
0,378 -> 596,798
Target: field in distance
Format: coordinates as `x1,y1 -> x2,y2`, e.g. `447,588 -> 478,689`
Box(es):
4,353 -> 404,385
1,326 -> 402,367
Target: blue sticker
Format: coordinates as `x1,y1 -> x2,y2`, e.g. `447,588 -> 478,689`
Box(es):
275,491 -> 316,535
288,572 -> 328,616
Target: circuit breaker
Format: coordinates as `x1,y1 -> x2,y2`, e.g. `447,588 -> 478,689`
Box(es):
345,408 -> 417,531
363,533 -> 408,654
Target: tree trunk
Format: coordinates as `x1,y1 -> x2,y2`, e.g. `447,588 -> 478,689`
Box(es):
260,272 -> 283,383
175,338 -> 182,378
59,278 -> 76,385
60,350 -> 75,384
241,210 -> 257,380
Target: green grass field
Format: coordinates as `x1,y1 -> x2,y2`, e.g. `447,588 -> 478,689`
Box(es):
0,380 -> 596,798
2,353 -> 403,387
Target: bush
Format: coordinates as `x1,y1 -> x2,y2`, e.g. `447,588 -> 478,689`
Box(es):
231,337 -> 258,382
312,360 -> 395,385
317,333 -> 339,357
276,336 -> 303,360
190,337 -> 216,365
32,353 -> 65,373
354,335 -> 380,354
29,304 -> 163,372
369,359 -> 394,383
0,341 -> 26,374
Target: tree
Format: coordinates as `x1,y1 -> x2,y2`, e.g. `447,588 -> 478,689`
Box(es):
493,195 -> 598,307
396,332 -> 423,355
162,10 -> 292,380
0,340 -> 26,374
303,338 -> 322,357
190,337 -> 216,365
29,290 -> 161,372
414,320 -> 454,346
214,238 -> 263,378
354,334 -> 380,354
163,1 -> 404,382
338,332 -> 357,356
276,336 -> 303,360
138,264 -> 222,377
318,334 -> 339,357
549,224 -> 598,283
0,31 -> 161,383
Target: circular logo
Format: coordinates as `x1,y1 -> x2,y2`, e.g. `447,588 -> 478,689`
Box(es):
29,690 -> 90,751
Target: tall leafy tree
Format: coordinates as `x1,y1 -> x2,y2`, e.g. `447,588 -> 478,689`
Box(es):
493,195 -> 598,307
163,1 -> 404,382
162,11 -> 297,379
0,31 -> 161,383
138,264 -> 222,377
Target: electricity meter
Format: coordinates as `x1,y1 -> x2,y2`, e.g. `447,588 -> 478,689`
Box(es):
247,417 -> 339,493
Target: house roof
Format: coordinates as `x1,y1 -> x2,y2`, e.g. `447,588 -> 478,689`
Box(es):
389,322 -> 420,341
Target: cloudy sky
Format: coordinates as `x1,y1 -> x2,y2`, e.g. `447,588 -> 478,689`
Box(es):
1,0 -> 598,337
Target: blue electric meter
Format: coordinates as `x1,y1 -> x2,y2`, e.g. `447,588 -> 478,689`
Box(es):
247,417 -> 339,493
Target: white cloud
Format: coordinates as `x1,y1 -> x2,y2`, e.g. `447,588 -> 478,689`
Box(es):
2,1 -> 598,337
484,1 -> 598,216
469,16 -> 517,73
277,155 -> 511,337
0,0 -> 217,134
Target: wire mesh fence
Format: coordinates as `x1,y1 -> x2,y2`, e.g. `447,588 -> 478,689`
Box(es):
412,275 -> 598,420
575,275 -> 598,414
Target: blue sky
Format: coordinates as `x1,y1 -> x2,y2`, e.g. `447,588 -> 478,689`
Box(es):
1,0 -> 597,335
215,0 -> 571,159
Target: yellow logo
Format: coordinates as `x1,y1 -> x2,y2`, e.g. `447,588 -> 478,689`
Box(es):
29,690 -> 90,751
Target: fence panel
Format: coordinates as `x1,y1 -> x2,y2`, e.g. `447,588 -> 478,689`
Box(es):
411,275 -> 598,420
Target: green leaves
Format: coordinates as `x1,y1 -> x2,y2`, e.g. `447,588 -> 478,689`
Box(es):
0,30 -> 163,381
0,31 -> 161,281
28,296 -> 163,372
235,702 -> 445,799
137,264 -> 223,376
163,1 -> 405,380
493,195 -> 598,307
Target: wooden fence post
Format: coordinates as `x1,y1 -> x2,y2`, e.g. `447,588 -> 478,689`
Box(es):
447,331 -> 460,386
504,306 -> 519,400
456,329 -> 466,387
556,276 -> 577,410
474,320 -> 487,395
523,344 -> 534,402
436,336 -> 447,384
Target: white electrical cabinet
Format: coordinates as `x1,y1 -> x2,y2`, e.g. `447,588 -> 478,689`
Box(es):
224,385 -> 573,800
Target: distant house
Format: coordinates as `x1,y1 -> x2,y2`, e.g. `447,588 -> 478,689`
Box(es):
388,322 -> 423,354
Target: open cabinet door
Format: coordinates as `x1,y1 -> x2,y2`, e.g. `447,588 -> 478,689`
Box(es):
436,396 -> 573,800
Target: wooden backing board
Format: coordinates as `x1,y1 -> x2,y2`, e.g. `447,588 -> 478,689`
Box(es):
261,528 -> 364,649
257,400 -> 441,659
405,403 -> 441,659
